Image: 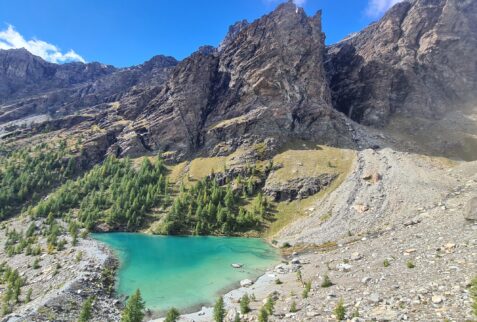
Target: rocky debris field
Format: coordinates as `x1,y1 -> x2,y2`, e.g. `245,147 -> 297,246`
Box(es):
173,148 -> 477,322
0,218 -> 121,322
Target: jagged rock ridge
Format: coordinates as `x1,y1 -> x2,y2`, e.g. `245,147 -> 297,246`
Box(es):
0,0 -> 476,162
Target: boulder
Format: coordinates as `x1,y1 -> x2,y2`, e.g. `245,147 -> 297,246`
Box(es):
240,279 -> 254,287
464,197 -> 477,221
336,263 -> 353,272
264,173 -> 338,201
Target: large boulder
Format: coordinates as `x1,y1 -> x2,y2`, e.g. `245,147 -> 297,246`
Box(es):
264,173 -> 337,201
464,197 -> 477,221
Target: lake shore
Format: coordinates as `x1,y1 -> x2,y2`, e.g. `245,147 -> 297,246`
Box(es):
93,232 -> 281,319
0,217 -> 124,322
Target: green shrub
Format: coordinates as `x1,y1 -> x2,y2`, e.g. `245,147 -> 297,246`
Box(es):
334,298 -> 346,321
78,296 -> 94,322
471,276 -> 477,318
290,301 -> 297,313
240,294 -> 250,314
32,258 -> 40,269
281,242 -> 291,248
258,307 -> 268,322
165,308 -> 180,322
26,288 -> 33,303
321,274 -> 332,288
264,296 -> 274,315
302,281 -> 312,298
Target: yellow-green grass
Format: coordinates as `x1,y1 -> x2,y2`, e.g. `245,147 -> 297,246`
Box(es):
167,161 -> 189,184
265,146 -> 355,238
188,157 -> 227,180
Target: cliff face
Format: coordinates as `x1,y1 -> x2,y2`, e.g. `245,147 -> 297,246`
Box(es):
326,0 -> 477,125
114,2 -> 338,159
1,0 -> 476,162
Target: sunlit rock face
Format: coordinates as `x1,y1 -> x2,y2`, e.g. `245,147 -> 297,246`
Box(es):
326,0 -> 477,126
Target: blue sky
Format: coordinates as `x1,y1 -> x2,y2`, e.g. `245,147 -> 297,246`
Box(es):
0,0 -> 401,67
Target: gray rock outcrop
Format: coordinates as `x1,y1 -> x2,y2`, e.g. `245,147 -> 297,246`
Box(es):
326,0 -> 477,125
464,196 -> 477,221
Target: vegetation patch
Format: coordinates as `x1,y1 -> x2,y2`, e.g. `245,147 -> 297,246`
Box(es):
31,156 -> 169,231
265,145 -> 354,237
155,166 -> 271,236
0,141 -> 77,220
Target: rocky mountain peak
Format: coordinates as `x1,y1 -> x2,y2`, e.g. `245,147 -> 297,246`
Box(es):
140,55 -> 178,70
1,0 -> 476,163
218,20 -> 249,52
110,0 -> 338,160
326,0 -> 477,125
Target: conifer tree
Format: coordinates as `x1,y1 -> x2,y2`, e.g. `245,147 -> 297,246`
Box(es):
121,289 -> 145,322
213,297 -> 225,322
78,296 -> 94,322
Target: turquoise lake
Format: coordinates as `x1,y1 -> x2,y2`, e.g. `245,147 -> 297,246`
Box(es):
92,233 -> 279,311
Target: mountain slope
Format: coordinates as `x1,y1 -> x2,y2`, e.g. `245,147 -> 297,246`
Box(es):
326,0 -> 477,125
113,2 -> 344,160
0,1 -> 476,321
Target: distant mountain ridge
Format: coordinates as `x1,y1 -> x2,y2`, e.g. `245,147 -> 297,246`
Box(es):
0,0 -> 476,163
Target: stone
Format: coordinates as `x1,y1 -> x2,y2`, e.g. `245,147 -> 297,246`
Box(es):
464,197 -> 477,221
370,306 -> 398,320
444,243 -> 456,249
231,263 -> 243,268
337,263 -> 353,272
353,204 -> 369,213
404,218 -> 422,226
291,258 -> 301,265
306,311 -> 319,317
431,295 -> 444,304
264,174 -> 338,202
240,279 -> 254,287
369,293 -> 381,303
351,252 -> 363,261
351,318 -> 366,322
361,277 -> 371,284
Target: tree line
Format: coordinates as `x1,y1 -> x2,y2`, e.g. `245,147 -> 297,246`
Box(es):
31,156 -> 169,231
159,173 -> 268,235
0,141 -> 76,220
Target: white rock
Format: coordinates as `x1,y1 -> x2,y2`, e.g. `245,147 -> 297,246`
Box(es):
306,311 -> 319,317
432,295 -> 444,304
291,258 -> 301,265
240,279 -> 254,287
361,277 -> 371,284
369,293 -> 381,303
336,263 -> 353,272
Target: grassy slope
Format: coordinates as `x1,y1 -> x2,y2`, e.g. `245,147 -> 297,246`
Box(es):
266,145 -> 355,238
147,144 -> 355,238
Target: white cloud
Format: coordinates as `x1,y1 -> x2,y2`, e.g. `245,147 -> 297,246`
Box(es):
0,24 -> 85,64
366,0 -> 403,17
